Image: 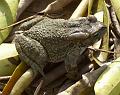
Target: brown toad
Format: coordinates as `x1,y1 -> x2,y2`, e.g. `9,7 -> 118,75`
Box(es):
15,16 -> 106,79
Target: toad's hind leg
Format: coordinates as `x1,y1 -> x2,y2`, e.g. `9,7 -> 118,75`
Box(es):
14,16 -> 44,37
17,16 -> 44,31
15,35 -> 47,77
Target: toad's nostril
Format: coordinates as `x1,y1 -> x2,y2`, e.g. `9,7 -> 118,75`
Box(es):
88,15 -> 97,22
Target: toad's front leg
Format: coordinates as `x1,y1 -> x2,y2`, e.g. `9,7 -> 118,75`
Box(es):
65,46 -> 86,80
15,34 -> 47,77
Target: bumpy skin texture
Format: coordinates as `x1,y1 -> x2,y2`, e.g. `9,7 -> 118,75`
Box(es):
15,16 -> 106,79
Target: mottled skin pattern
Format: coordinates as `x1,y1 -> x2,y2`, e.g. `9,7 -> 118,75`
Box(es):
15,16 -> 106,79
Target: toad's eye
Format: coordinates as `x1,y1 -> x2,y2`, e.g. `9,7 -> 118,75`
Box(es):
93,32 -> 99,37
72,30 -> 80,33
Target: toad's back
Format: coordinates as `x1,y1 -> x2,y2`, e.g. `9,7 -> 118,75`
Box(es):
22,18 -> 77,62
18,17 -> 105,62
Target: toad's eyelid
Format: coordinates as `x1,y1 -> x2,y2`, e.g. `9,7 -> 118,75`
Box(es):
69,31 -> 89,39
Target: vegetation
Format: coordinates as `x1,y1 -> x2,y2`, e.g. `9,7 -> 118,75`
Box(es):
0,0 -> 120,95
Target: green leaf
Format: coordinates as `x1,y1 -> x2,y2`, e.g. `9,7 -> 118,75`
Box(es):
0,0 -> 19,44
90,0 -> 104,14
110,0 -> 120,22
0,43 -> 18,76
70,0 -> 88,19
94,57 -> 120,95
10,69 -> 34,95
96,1 -> 110,63
88,0 -> 94,15
91,1 -> 110,66
2,62 -> 28,95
